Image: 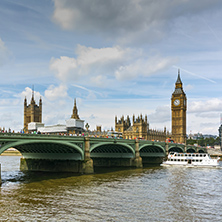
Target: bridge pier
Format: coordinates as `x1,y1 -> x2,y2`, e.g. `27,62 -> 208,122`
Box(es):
81,137 -> 94,174
20,158 -> 83,173
131,139 -> 143,168
165,142 -> 169,155
19,138 -> 94,174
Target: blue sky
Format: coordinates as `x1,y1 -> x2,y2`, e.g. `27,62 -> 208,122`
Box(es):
0,0 -> 222,135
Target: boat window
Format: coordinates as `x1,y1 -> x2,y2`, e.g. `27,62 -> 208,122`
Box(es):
178,159 -> 180,161
185,154 -> 187,157
174,159 -> 176,161
204,154 -> 206,157
192,154 -> 195,157
200,154 -> 202,157
196,154 -> 199,157
188,154 -> 191,157
200,160 -> 202,162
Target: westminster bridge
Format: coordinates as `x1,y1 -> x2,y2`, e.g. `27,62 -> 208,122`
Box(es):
0,133 -> 207,183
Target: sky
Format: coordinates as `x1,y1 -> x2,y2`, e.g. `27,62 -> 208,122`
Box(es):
0,0 -> 222,135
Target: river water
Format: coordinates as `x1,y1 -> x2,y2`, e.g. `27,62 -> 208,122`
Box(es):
0,156 -> 222,221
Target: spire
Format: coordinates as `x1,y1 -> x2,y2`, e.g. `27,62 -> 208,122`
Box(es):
71,98 -> 80,119
176,69 -> 182,84
24,97 -> 27,106
39,96 -> 42,105
175,69 -> 183,90
31,85 -> 35,104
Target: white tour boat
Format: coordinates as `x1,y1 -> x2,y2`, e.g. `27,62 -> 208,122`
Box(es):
161,152 -> 220,167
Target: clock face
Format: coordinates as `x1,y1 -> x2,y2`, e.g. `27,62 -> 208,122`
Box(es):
174,99 -> 180,106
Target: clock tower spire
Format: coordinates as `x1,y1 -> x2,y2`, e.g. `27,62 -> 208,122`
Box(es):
171,69 -> 187,144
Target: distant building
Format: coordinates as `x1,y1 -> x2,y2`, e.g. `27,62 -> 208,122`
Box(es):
171,70 -> 187,144
115,114 -> 168,141
27,98 -> 85,135
24,89 -> 42,132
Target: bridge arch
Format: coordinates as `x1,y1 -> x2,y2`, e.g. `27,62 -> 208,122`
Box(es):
168,146 -> 184,153
0,140 -> 84,160
90,142 -> 135,158
139,144 -> 166,156
186,148 -> 196,153
198,149 -> 206,153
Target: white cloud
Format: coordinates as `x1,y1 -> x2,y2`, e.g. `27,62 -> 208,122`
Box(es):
115,56 -> 177,81
188,98 -> 222,113
148,105 -> 171,124
44,84 -> 68,101
50,56 -> 78,81
50,45 -> 176,85
20,87 -> 41,102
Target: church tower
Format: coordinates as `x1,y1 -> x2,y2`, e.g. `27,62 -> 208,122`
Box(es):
24,88 -> 42,132
171,70 -> 187,144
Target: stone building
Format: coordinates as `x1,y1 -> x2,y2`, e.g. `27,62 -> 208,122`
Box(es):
27,98 -> 84,135
115,114 -> 168,141
24,90 -> 42,132
171,70 -> 187,144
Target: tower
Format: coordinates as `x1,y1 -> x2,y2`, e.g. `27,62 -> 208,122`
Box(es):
171,70 -> 187,143
23,88 -> 42,132
71,98 -> 80,119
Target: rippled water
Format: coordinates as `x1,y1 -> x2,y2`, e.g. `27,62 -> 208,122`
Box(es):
1,156 -> 222,221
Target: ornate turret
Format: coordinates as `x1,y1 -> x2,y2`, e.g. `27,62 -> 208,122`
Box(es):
31,86 -> 35,104
23,87 -> 42,132
24,97 -> 27,106
71,98 -> 80,119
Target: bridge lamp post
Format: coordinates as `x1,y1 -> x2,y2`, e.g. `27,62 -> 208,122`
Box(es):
85,123 -> 90,137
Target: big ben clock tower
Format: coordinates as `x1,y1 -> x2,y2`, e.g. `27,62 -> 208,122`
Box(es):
171,70 -> 187,144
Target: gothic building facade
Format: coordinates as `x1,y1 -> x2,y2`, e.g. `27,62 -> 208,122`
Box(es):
171,70 -> 187,144
24,91 -> 42,132
115,114 -> 168,141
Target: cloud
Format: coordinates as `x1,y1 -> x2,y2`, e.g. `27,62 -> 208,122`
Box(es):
50,45 -> 176,85
52,0 -> 222,44
115,56 -> 177,81
50,45 -> 126,83
20,87 -> 41,102
188,98 -> 222,113
148,105 -> 171,124
50,56 -> 78,81
44,84 -> 68,101
0,38 -> 10,66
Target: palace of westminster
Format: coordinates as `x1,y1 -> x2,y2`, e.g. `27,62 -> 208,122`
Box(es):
21,70 -> 188,144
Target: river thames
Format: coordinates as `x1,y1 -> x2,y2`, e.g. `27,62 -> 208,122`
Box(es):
0,156 -> 222,221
